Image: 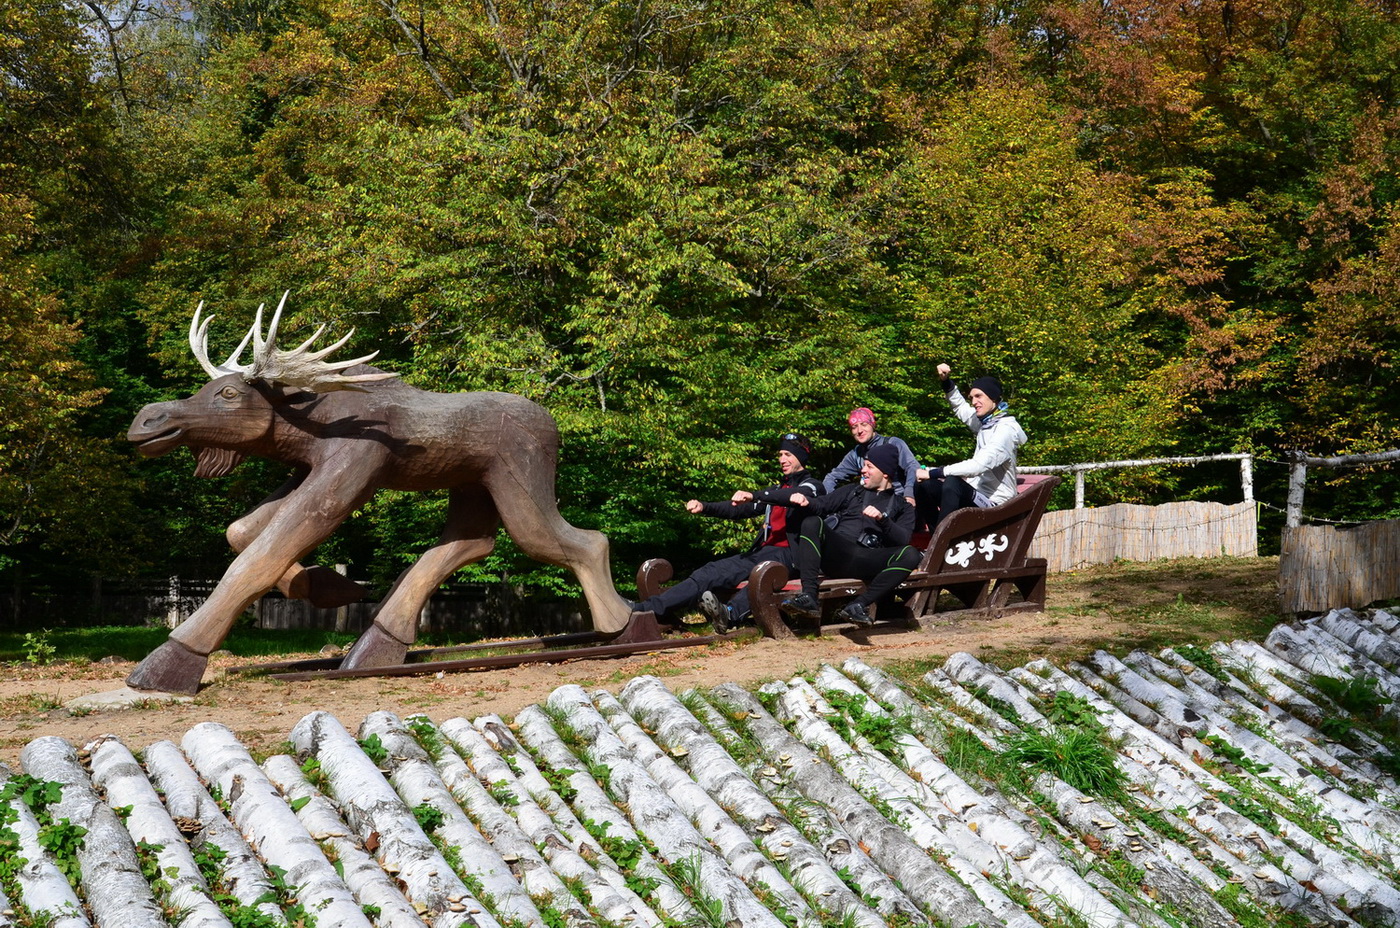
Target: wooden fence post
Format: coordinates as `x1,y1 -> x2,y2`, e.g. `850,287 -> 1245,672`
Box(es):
1285,456 -> 1307,528
1074,470 -> 1085,509
1240,454 -> 1254,503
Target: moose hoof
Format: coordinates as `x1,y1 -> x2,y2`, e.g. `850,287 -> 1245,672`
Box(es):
126,640 -> 208,696
284,566 -> 367,608
341,623 -> 409,670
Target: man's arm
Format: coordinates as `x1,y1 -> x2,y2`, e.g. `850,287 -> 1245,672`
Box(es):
823,448 -> 861,492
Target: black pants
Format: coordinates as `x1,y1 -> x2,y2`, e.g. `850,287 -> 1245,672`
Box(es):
638,546 -> 796,619
794,515 -> 921,606
914,475 -> 977,530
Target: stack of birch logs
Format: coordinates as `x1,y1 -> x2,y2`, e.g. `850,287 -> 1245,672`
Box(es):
7,607 -> 1400,928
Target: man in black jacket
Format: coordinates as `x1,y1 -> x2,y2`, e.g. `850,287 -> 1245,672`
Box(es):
781,442 -> 921,627
631,433 -> 824,631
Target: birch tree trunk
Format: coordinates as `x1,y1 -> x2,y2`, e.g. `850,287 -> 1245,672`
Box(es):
674,689 -> 928,924
588,688 -> 819,928
542,685 -> 789,928
142,740 -> 286,925
617,675 -> 887,928
261,754 -> 428,928
19,736 -> 166,928
286,711 -> 504,928
86,736 -> 232,928
357,711 -> 580,928
429,715 -> 661,928
0,764 -> 88,928
511,706 -> 700,926
181,721 -> 374,928
706,683 -> 1005,928
768,679 -> 1050,928
804,668 -> 1132,928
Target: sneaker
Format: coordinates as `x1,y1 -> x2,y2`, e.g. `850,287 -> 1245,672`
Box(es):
781,592 -> 821,619
837,601 -> 874,627
699,591 -> 731,634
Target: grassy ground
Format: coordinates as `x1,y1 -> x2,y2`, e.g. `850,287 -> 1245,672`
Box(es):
0,555 -> 1289,667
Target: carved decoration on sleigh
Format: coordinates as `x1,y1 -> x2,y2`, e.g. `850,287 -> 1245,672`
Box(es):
126,294 -> 633,694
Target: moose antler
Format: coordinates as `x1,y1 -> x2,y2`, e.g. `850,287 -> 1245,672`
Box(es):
189,292 -> 398,392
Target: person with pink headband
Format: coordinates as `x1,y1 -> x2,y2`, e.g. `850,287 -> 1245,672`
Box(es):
822,406 -> 921,505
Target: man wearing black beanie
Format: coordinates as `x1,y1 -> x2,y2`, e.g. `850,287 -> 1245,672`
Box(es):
778,441 -> 921,627
915,363 -> 1027,528
631,433 -> 825,632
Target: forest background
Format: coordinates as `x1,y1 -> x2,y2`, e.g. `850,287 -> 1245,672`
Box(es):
3,0 -> 1399,604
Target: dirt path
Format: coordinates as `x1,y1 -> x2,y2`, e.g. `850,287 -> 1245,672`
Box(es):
0,557 -> 1281,764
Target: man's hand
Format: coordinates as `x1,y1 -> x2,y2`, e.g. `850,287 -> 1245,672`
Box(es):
788,493 -> 811,507
937,363 -> 951,380
731,490 -> 754,504
862,505 -> 883,520
685,499 -> 703,514
905,496 -> 916,507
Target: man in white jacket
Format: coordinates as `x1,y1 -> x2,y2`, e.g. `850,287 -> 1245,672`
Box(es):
916,363 -> 1027,528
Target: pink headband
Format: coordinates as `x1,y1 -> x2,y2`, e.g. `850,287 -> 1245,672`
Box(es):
848,407 -> 876,426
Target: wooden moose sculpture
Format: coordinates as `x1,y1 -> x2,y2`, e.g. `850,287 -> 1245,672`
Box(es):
126,294 -> 634,694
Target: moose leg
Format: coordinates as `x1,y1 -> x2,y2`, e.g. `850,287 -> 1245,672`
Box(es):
228,474 -> 366,608
341,486 -> 501,670
128,477 -> 369,694
487,468 -> 633,636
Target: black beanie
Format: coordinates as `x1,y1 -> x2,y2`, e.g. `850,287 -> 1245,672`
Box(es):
779,432 -> 811,465
865,442 -> 901,479
969,376 -> 1004,403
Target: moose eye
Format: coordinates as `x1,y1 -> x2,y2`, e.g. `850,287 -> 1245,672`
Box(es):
219,386 -> 241,399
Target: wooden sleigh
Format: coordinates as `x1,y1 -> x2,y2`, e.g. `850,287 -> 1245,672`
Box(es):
638,474 -> 1061,639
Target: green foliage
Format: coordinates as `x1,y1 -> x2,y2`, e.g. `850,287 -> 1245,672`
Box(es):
411,803 -> 445,833
357,734 -> 388,767
37,819 -> 87,885
1001,726 -> 1126,797
1310,674 -> 1394,718
1196,732 -> 1272,776
822,690 -> 912,755
12,0 -> 1400,595
1172,645 -> 1228,682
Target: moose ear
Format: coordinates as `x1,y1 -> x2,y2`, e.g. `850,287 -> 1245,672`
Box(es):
193,446 -> 248,479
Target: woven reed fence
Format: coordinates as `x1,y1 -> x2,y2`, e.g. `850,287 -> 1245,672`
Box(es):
1028,500 -> 1258,572
1278,520 -> 1400,614
1021,454 -> 1257,572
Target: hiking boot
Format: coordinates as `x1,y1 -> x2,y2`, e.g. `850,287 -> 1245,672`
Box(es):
837,601 -> 874,627
699,591 -> 732,634
781,592 -> 821,619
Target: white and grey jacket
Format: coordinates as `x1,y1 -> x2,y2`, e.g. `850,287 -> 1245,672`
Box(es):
942,386 -> 1027,506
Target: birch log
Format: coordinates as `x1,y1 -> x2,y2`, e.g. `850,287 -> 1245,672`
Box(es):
707,683 -> 1005,928
1030,773 -> 1236,928
542,685 -> 789,928
771,678 -> 1054,928
618,676 -> 886,928
806,668 -> 1134,928
182,721 -> 373,928
142,740 -> 286,925
0,765 -> 87,928
19,736 -> 166,928
261,755 -> 428,928
675,688 -> 928,924
589,688 -> 818,928
430,716 -> 660,928
86,736 -> 232,928
286,711 -> 503,928
1008,663 -> 1354,925
1124,649 -> 1400,852
356,712 -> 572,928
510,706 -> 700,927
